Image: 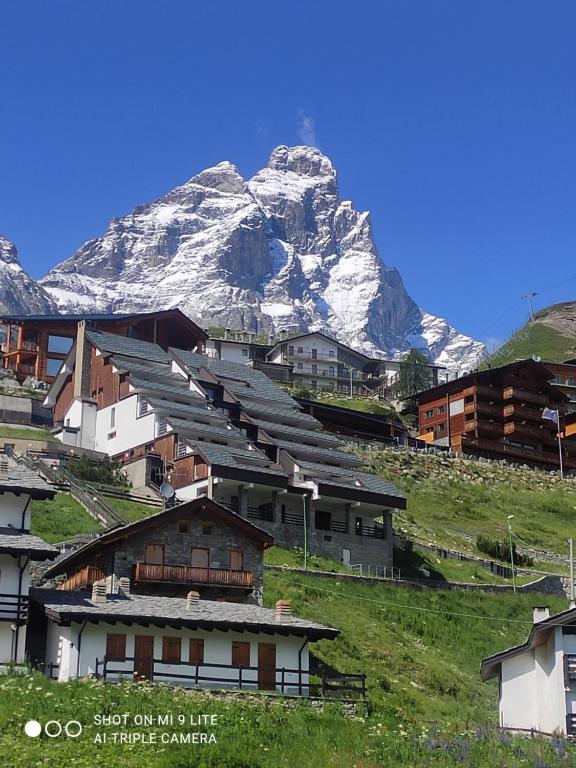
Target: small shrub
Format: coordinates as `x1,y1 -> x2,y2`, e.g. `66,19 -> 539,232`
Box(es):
476,535 -> 534,567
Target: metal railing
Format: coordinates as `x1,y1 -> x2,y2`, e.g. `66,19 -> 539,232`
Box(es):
0,593 -> 28,621
94,655 -> 366,699
132,562 -> 253,588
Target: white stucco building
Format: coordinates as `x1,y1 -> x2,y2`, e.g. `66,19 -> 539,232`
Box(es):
29,584 -> 338,695
481,605 -> 576,735
0,461 -> 58,664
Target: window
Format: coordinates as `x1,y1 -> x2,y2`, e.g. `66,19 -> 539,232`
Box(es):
138,398 -> 149,417
311,380 -> 317,389
328,350 -> 335,357
201,522 -> 214,536
144,543 -> 164,564
328,366 -> 334,377
438,405 -> 445,414
553,374 -> 561,383
315,509 -> 331,531
162,636 -> 181,663
189,639 -> 204,664
178,521 -> 190,534
229,549 -> 244,570
297,346 -> 303,354
47,335 -> 73,354
110,407 -> 116,428
437,422 -> 446,432
106,633 -> 126,661
312,364 -> 317,374
46,358 -> 63,377
424,409 -> 434,419
241,349 -> 248,357
232,641 -> 250,667
297,362 -> 303,370
288,345 -> 294,355
311,348 -> 318,359
426,427 -> 433,433
191,547 -> 210,567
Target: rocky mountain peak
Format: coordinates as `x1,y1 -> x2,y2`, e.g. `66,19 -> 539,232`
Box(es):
38,146 -> 485,373
0,233 -> 18,264
267,145 -> 336,179
0,235 -> 56,314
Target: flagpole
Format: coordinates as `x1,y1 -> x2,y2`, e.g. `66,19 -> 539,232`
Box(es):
557,409 -> 564,481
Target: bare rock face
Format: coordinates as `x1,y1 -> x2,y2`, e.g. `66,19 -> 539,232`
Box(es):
0,235 -> 56,315
40,146 -> 485,372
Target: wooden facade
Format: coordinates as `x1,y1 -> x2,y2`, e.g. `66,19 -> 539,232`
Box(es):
417,359 -> 576,471
0,309 -> 206,384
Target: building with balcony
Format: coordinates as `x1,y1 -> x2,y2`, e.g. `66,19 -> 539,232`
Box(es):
0,309 -> 207,384
27,584 -> 340,694
416,359 -> 576,471
481,605 -> 576,735
42,497 -> 273,605
44,328 -> 406,571
543,360 -> 576,410
0,461 -> 58,665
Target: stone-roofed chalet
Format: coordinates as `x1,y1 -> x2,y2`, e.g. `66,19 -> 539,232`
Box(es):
45,331 -> 406,571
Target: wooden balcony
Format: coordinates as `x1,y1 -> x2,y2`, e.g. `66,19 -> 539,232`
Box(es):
464,419 -> 503,437
59,565 -> 105,591
132,562 -> 253,589
502,386 -> 549,407
503,403 -> 547,423
464,400 -> 502,419
462,384 -> 501,400
503,422 -> 556,443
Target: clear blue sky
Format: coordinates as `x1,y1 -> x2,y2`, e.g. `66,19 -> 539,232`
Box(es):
1,1 -> 575,347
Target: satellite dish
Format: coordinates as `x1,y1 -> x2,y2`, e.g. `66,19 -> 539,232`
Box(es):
532,354 -> 542,362
159,482 -> 175,500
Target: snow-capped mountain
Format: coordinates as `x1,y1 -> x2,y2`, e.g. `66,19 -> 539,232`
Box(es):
0,234 -> 56,314
40,146 -> 485,372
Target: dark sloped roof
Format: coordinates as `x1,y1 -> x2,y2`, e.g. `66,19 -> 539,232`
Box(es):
242,402 -> 320,426
43,497 -> 274,579
86,330 -> 171,363
480,608 -> 576,681
253,419 -> 343,446
0,529 -> 59,560
276,441 -> 365,467
30,589 -> 339,639
0,464 -> 56,499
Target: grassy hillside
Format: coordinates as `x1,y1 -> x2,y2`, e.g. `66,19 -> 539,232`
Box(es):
489,302 -> 576,366
31,492 -> 103,543
364,448 -> 576,563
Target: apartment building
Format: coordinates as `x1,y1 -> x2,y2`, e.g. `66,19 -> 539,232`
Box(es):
45,324 -> 406,570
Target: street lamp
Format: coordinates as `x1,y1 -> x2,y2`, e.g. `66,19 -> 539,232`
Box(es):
507,515 -> 516,594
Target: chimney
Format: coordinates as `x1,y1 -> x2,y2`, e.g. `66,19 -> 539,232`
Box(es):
74,320 -> 92,399
533,606 -> 550,623
275,600 -> 292,624
224,328 -> 230,340
91,579 -> 108,604
118,577 -> 130,595
186,591 -> 200,611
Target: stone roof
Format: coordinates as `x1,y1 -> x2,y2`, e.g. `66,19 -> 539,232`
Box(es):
30,588 -> 339,639
0,528 -> 59,560
0,463 -> 56,499
86,331 -> 171,364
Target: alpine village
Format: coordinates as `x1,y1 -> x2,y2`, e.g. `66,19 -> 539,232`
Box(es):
3,155 -> 576,767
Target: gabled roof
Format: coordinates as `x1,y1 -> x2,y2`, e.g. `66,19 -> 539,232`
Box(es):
0,529 -> 59,560
86,330 -> 171,364
0,464 -> 56,500
43,497 -> 274,579
30,589 -> 339,640
480,607 -> 576,681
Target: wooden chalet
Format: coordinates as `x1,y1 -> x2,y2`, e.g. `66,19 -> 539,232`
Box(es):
0,309 -> 207,383
416,359 -> 576,471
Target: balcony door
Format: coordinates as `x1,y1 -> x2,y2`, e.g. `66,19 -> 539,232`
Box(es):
258,643 -> 276,691
229,549 -> 244,571
144,543 -> 164,564
191,547 -> 210,568
134,635 -> 154,680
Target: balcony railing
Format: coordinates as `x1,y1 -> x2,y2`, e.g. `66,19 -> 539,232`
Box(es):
503,422 -> 556,442
464,419 -> 503,436
462,385 -> 501,400
354,522 -> 387,539
503,403 -> 547,422
502,386 -> 549,407
0,593 -> 28,622
95,655 -> 366,699
564,654 -> 576,686
59,565 -> 106,591
315,519 -> 348,533
132,562 -> 253,588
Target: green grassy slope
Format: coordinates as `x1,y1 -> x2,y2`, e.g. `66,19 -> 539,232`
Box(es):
31,492 -> 103,543
489,303 -> 576,366
364,449 -> 576,563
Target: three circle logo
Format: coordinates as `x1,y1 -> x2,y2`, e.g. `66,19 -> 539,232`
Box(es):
24,719 -> 82,738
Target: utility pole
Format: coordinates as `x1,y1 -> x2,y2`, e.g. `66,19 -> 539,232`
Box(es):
570,538 -> 575,606
349,367 -> 353,399
522,292 -> 538,321
507,515 -> 517,594
302,494 -> 308,570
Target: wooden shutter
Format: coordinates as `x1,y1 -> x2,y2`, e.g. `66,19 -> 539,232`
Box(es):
144,543 -> 164,564
162,637 -> 182,663
189,639 -> 204,664
229,548 -> 244,571
106,633 -> 126,660
191,547 -> 209,568
232,641 -> 250,667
